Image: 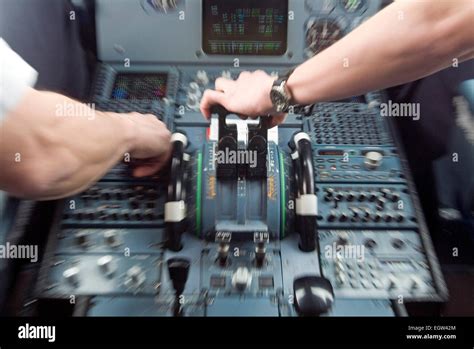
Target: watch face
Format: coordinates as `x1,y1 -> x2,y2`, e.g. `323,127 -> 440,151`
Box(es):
271,86 -> 288,112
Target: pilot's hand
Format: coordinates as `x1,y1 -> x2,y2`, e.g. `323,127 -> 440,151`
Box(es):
122,113 -> 172,177
200,70 -> 287,128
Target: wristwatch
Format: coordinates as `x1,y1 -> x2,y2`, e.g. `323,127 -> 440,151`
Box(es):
270,68 -> 302,113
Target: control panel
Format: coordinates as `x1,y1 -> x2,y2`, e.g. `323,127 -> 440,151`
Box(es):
26,0 -> 448,317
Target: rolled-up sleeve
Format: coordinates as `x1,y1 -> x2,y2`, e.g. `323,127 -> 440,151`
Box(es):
0,37 -> 38,122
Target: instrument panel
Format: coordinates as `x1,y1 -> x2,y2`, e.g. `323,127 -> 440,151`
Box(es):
7,0 -> 449,318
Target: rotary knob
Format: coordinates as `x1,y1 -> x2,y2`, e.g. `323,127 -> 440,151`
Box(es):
97,255 -> 116,275
125,265 -> 146,288
196,70 -> 209,85
364,151 -> 383,170
221,70 -> 232,80
75,230 -> 90,247
63,267 -> 80,286
188,82 -> 202,97
103,229 -> 121,247
186,93 -> 200,110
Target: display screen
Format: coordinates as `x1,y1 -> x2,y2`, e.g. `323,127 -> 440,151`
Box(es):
318,150 -> 345,156
111,73 -> 168,100
202,0 -> 288,56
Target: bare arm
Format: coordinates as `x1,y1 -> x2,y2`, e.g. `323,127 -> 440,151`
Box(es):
0,88 -> 171,200
200,0 -> 474,121
288,0 -> 474,104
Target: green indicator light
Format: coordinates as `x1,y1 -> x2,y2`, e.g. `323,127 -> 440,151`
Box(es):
196,152 -> 203,237
279,151 -> 286,238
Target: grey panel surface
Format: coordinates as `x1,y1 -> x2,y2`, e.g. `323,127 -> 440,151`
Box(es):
95,0 -> 382,65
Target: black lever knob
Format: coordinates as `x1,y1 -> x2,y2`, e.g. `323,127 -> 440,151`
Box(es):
293,276 -> 334,316
167,257 -> 191,296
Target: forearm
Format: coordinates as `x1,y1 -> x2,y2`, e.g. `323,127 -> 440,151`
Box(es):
287,0 -> 474,104
0,88 -> 134,199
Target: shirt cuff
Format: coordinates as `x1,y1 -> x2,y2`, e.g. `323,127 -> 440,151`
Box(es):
0,37 -> 38,122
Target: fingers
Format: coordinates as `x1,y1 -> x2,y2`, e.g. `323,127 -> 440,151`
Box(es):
215,77 -> 234,92
133,162 -> 162,177
269,113 -> 287,128
200,89 -> 226,118
132,150 -> 171,177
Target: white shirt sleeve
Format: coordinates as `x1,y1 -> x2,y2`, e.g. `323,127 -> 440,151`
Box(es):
0,37 -> 38,122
